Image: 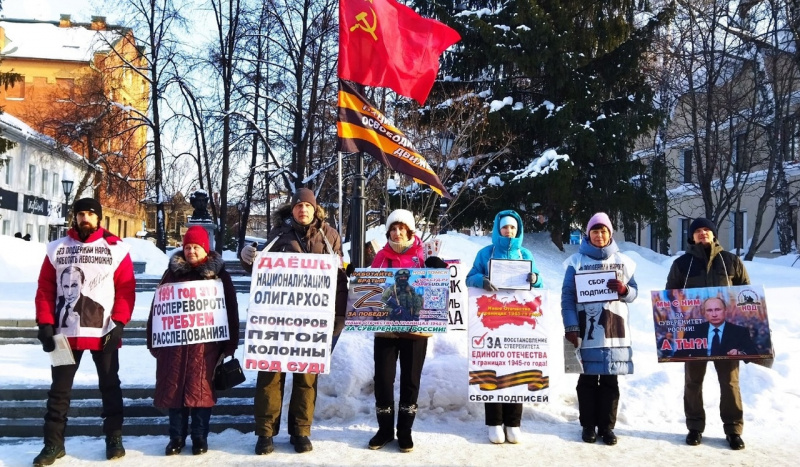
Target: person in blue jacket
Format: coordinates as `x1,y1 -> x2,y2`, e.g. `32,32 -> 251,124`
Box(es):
560,212 -> 638,447
466,210 -> 543,444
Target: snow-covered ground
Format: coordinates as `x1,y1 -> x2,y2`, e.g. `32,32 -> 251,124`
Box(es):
0,231 -> 797,466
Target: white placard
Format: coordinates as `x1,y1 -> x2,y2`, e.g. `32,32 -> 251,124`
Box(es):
488,259 -> 532,290
574,270 -> 618,303
150,279 -> 230,348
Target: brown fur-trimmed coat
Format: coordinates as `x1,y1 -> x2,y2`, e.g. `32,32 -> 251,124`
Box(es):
147,251 -> 239,408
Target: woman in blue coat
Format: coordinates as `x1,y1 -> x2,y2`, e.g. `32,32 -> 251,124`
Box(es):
560,212 -> 637,446
466,210 -> 543,444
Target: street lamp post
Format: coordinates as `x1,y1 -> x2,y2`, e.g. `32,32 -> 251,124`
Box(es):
61,177 -> 74,225
437,132 -> 455,235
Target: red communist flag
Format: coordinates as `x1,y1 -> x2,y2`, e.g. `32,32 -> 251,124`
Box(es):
338,0 -> 461,105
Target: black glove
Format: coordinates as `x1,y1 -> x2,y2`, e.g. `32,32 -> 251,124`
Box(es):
102,321 -> 125,353
37,324 -> 55,353
527,272 -> 538,284
607,279 -> 627,296
482,277 -> 498,292
345,263 -> 356,276
565,331 -> 580,348
425,256 -> 448,269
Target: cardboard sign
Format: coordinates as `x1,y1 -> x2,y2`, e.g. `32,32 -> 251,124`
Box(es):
467,288 -> 550,403
150,279 -> 230,348
446,260 -> 467,330
651,285 -> 773,363
346,268 -> 449,333
574,270 -> 618,303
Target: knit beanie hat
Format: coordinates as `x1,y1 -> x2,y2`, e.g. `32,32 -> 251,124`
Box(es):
183,225 -> 210,253
688,217 -> 717,244
292,188 -> 317,208
386,209 -> 416,234
499,216 -> 517,229
587,212 -> 613,235
73,198 -> 102,220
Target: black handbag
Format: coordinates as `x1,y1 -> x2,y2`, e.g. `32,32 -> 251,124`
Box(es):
213,357 -> 246,391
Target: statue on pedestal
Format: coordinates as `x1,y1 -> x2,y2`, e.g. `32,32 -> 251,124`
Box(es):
189,190 -> 212,221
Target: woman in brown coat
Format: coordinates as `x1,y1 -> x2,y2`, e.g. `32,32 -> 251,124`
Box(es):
146,226 -> 239,456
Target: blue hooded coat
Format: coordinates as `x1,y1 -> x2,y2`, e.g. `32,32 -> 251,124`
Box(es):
466,210 -> 543,289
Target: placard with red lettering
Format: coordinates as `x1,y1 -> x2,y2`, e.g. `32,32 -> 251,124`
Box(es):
651,285 -> 773,362
467,288 -> 551,403
244,252 -> 339,374
151,279 -> 230,348
446,260 -> 467,330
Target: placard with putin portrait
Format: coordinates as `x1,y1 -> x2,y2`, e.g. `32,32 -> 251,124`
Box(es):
651,285 -> 773,363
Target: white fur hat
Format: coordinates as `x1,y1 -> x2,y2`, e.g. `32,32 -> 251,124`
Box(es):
386,209 -> 416,233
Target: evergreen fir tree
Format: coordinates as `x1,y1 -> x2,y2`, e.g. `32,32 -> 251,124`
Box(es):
430,0 -> 673,245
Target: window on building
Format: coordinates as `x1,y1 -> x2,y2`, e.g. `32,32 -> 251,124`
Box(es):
26,223 -> 33,235
2,220 -> 10,235
55,78 -> 75,101
105,216 -> 110,230
680,218 -> 690,252
650,224 -> 659,252
123,220 -> 128,238
52,173 -> 60,198
734,211 -> 746,250
41,169 -> 49,195
28,165 -> 36,191
3,157 -> 12,185
681,149 -> 693,183
734,132 -> 748,172
5,78 -> 25,100
117,219 -> 122,237
38,225 -> 45,243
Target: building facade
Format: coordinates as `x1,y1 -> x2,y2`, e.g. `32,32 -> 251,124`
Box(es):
0,15 -> 149,239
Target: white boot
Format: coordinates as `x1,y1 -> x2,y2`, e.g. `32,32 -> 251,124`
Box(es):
506,426 -> 522,444
488,425 -> 505,444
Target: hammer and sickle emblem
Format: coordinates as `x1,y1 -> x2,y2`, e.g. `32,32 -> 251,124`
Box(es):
350,8 -> 378,41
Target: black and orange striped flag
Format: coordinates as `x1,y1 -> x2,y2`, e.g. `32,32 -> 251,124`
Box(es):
337,80 -> 451,198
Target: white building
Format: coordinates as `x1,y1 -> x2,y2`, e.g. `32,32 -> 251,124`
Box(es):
0,112 -> 91,242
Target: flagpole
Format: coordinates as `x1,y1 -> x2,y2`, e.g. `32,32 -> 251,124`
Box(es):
350,151 -> 366,268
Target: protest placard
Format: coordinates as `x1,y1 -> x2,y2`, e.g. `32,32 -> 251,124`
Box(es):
651,285 -> 773,363
467,288 -> 550,403
150,279 -> 230,348
243,252 -> 339,374
488,259 -> 532,290
445,260 -> 467,330
346,268 -> 449,333
574,270 -> 618,303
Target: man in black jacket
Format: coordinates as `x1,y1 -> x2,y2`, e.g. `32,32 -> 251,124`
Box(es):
665,218 -> 750,451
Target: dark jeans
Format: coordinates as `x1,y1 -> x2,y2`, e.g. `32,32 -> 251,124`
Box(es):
44,348 -> 123,447
168,407 -> 212,439
576,374 -> 619,432
484,403 -> 522,427
373,336 -> 428,407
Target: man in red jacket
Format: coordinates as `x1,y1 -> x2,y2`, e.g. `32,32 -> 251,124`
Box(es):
32,198 -> 136,466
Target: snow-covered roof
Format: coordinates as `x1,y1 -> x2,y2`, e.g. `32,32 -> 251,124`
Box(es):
0,111 -> 87,166
0,19 -> 124,63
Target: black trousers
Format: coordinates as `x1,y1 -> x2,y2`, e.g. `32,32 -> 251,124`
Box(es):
484,403 -> 522,427
576,374 -> 619,432
373,337 -> 427,407
44,348 -> 123,446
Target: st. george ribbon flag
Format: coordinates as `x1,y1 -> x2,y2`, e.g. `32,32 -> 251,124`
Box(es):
337,79 -> 451,198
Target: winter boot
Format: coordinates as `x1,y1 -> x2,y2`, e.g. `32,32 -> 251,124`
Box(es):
396,404 -> 417,453
368,406 -> 395,450
105,435 -> 125,460
32,444 -> 65,466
